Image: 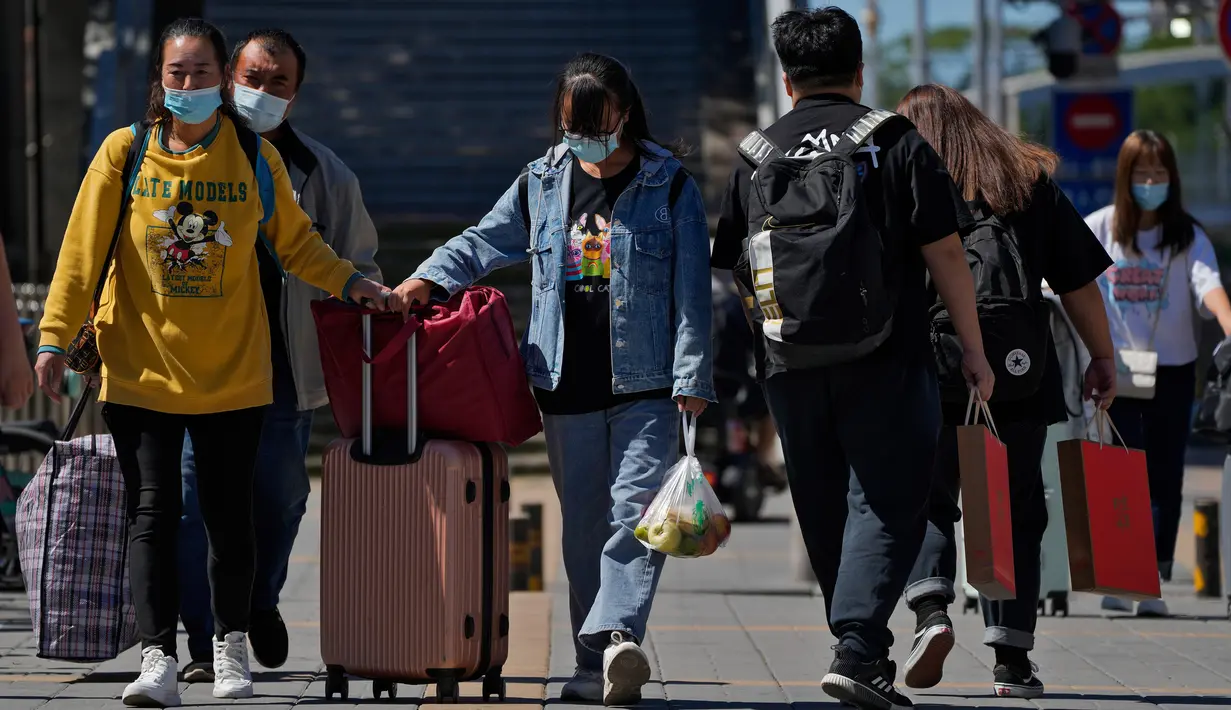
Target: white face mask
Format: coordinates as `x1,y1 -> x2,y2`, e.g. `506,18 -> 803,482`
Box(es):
233,84 -> 292,133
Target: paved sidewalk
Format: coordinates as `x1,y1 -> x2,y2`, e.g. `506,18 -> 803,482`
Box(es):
2,481 -> 1231,709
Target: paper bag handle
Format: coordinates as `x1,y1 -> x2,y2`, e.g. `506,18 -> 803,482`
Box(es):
1085,408 -> 1130,452
964,389 -> 1001,441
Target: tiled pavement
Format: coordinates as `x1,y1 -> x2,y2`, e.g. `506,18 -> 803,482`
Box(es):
2,472 -> 1231,709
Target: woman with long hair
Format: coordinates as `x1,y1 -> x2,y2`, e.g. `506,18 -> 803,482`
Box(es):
390,52 -> 713,706
1088,129 -> 1231,617
34,17 -> 386,707
895,83 -> 1116,699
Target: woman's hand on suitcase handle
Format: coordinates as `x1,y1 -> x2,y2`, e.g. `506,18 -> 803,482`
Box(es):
351,278 -> 391,311
390,278 -> 435,321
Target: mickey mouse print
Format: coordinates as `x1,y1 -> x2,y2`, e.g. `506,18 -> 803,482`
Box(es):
146,201 -> 233,297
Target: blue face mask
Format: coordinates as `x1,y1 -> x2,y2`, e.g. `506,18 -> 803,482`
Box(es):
233,84 -> 292,134
163,84 -> 222,125
1131,182 -> 1170,211
564,122 -> 623,164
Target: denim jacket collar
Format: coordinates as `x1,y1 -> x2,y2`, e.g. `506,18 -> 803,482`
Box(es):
531,140 -> 672,187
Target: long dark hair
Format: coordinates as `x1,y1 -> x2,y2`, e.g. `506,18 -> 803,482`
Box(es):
1112,130 -> 1198,255
550,53 -> 687,158
897,84 -> 1057,217
145,18 -> 242,125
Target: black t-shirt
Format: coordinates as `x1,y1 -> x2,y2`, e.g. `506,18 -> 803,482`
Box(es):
711,94 -> 976,376
533,160 -> 672,415
941,176 -> 1113,426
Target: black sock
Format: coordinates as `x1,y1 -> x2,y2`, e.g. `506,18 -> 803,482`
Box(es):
993,645 -> 1029,669
914,596 -> 947,626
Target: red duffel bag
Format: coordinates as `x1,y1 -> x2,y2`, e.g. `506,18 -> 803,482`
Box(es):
311,286 -> 543,447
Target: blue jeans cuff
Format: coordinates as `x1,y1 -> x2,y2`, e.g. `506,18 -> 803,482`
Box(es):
985,626 -> 1034,651
904,577 -> 955,608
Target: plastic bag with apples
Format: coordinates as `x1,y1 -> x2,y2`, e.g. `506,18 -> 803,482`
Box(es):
634,413 -> 731,558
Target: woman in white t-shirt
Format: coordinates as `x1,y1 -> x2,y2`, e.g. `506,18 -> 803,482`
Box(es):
1086,129 -> 1231,617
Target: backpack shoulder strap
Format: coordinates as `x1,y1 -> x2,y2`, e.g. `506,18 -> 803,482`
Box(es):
668,167 -> 690,209
835,109 -> 899,156
517,167 -> 531,233
737,130 -> 786,167
91,120 -> 151,310
236,123 -> 276,225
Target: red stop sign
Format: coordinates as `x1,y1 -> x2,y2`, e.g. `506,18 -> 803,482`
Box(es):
1065,94 -> 1123,152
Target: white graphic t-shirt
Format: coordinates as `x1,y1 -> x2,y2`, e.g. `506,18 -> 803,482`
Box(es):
1086,205 -> 1221,366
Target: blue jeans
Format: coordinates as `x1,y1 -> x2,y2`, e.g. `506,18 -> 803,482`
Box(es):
178,381 -> 313,661
543,398 -> 678,671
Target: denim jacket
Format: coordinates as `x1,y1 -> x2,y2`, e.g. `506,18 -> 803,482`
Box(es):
409,141 -> 715,402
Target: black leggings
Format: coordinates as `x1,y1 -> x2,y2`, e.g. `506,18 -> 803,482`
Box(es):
103,403 -> 265,658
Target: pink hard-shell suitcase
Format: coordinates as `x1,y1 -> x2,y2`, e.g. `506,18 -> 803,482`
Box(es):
319,313 -> 510,702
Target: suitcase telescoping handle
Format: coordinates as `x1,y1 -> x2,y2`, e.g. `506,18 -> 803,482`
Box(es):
360,313 -> 417,457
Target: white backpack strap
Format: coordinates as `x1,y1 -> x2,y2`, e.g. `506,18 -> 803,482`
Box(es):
837,109 -> 899,155
738,130 -> 787,167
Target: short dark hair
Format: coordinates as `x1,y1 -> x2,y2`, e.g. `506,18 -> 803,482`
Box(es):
771,7 -> 862,89
231,28 -> 306,89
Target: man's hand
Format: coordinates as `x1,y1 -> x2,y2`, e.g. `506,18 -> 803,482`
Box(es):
388,278 -> 435,319
35,351 -> 65,403
1084,356 -> 1116,410
350,278 -> 391,311
0,343 -> 33,410
676,396 -> 708,416
962,349 -> 995,403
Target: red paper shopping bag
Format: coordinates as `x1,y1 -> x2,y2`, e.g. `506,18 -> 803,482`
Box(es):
956,393 -> 1016,600
1057,411 -> 1161,600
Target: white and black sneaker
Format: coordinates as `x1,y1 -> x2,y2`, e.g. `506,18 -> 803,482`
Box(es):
821,645 -> 912,710
903,611 -> 953,689
993,661 -> 1044,699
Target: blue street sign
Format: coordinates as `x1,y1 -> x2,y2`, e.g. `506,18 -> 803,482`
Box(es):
1052,88 -> 1133,216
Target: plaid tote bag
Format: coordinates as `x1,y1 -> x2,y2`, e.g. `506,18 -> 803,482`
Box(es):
15,397 -> 137,661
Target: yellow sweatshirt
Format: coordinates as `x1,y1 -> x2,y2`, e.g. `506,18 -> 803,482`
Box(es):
39,116 -> 361,414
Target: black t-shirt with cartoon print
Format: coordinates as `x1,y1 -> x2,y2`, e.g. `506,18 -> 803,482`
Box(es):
533,160 -> 672,416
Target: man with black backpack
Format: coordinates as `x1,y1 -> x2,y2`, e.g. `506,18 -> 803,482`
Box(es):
711,7 -> 992,710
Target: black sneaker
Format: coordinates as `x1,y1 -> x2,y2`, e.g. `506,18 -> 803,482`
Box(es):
993,662 -> 1044,699
821,645 -> 913,710
902,611 -> 954,689
248,607 -> 289,669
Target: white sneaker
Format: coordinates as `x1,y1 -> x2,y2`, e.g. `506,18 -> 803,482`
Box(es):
122,647 -> 181,707
1101,596 -> 1132,612
1136,597 -> 1170,617
212,632 -> 254,699
602,631 -> 651,706
561,668 -> 603,702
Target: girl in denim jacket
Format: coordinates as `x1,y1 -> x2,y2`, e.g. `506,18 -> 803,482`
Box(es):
390,53 -> 714,705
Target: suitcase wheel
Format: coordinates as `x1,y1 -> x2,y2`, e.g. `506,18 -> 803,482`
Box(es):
483,671 -> 507,702
325,665 -> 349,700
373,679 -> 398,700
1049,593 -> 1069,617
436,677 -> 461,704
962,595 -> 978,614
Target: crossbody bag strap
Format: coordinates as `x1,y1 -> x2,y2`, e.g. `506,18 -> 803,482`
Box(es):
88,121 -> 151,318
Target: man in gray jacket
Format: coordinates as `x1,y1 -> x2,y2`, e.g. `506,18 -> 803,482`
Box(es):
178,28 -> 382,681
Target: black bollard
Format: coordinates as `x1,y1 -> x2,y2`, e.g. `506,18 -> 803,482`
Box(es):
521,503 -> 543,591
1195,499 -> 1221,598
510,517 -> 530,592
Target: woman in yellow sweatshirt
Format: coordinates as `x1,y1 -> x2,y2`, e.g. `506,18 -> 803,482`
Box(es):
33,18 -> 386,708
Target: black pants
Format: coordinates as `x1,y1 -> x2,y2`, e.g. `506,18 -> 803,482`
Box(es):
103,403 -> 265,657
905,421 -> 1048,650
1107,362 -> 1196,581
763,354 -> 940,661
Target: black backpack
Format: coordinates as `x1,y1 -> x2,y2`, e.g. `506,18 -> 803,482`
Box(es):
731,109 -> 899,370
929,208 -> 1050,403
